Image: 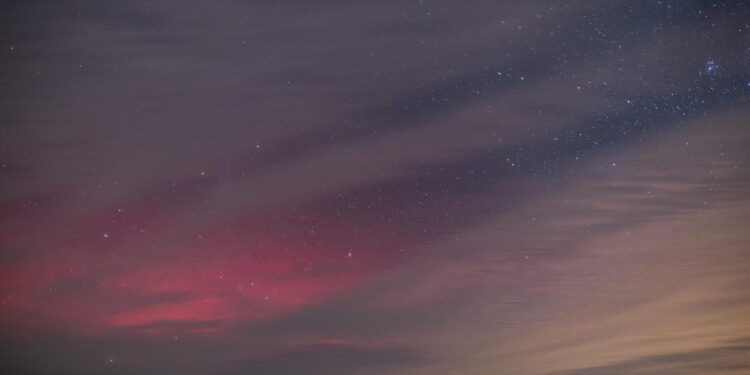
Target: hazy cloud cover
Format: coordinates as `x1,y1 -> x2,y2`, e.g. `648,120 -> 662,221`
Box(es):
1,0 -> 749,374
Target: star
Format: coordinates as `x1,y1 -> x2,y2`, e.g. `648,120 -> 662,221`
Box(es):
705,59 -> 717,73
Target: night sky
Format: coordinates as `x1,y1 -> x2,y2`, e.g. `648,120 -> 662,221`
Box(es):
2,1 -> 750,374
